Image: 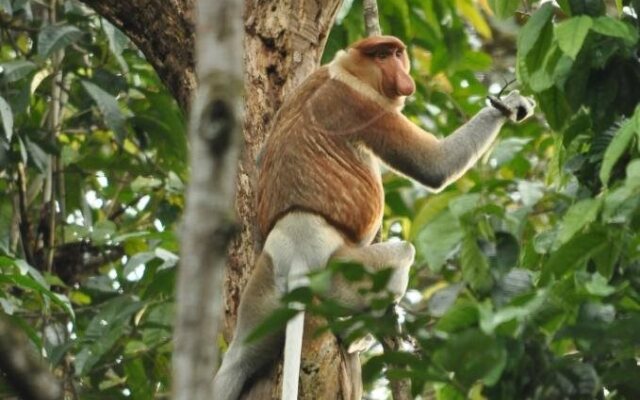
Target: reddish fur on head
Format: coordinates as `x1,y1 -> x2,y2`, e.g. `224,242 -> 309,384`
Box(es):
348,36 -> 415,98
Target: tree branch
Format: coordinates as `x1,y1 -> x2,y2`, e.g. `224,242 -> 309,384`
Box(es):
0,315 -> 62,400
77,0 -> 196,111
381,307 -> 413,400
363,0 -> 381,37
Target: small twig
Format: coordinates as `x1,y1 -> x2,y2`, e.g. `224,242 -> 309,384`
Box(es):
363,0 -> 381,37
443,92 -> 470,121
107,193 -> 147,221
16,163 -> 34,265
380,306 -> 412,400
497,78 -> 516,97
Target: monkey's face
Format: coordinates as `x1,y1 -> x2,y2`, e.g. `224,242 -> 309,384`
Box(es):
350,36 -> 416,100
372,46 -> 415,98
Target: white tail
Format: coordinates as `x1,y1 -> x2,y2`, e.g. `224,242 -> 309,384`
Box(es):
281,258 -> 309,400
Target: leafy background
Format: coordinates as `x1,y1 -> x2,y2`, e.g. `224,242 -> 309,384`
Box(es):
1,0 -> 639,399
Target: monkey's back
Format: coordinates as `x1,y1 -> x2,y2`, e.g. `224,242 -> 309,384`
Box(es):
256,68 -> 384,244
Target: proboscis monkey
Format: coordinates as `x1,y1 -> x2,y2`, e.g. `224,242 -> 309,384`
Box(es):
213,36 -> 536,400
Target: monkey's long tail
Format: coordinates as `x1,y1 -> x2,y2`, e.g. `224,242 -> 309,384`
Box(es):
281,258 -> 308,400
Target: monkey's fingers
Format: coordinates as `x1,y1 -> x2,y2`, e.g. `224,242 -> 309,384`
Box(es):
488,95 -> 512,119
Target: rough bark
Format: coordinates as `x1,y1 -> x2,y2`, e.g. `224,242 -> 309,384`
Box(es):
77,0 -> 196,111
225,1 -> 360,399
172,0 -> 243,399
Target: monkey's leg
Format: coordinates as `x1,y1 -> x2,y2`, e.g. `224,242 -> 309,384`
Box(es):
329,240 -> 415,310
213,252 -> 283,400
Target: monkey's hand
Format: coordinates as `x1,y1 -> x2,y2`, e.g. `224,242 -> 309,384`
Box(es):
488,90 -> 536,123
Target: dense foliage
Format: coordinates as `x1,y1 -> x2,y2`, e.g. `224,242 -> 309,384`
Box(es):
1,0 -> 639,399
0,1 -> 184,397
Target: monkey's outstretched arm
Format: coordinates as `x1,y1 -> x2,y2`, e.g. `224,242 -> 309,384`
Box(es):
362,91 -> 535,192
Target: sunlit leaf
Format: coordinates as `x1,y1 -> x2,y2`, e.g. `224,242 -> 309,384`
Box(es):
488,0 -> 520,19
555,16 -> 593,60
0,96 -> 13,141
457,0 -> 492,38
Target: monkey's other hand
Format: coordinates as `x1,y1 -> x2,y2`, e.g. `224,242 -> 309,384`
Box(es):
492,90 -> 536,123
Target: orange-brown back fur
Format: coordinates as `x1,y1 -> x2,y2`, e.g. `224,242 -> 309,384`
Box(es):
256,68 -> 387,244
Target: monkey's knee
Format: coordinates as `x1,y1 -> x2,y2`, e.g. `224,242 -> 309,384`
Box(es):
328,241 -> 415,308
380,241 -> 414,301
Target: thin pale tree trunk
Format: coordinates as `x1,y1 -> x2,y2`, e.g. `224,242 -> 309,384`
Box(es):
172,0 -> 243,399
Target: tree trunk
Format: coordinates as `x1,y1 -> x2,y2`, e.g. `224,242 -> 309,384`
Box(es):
226,1 -> 360,399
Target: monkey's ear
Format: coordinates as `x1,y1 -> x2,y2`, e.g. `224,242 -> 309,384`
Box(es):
306,79 -> 388,136
352,36 -> 405,56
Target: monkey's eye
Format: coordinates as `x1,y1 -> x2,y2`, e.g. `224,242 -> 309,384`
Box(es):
395,49 -> 403,58
375,51 -> 389,60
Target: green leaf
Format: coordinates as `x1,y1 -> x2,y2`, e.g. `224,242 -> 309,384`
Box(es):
461,235 -> 493,292
0,61 -> 37,83
415,210 -> 464,272
537,87 -> 571,130
433,329 -> 507,387
591,17 -> 639,45
246,307 -> 297,343
449,193 -> 482,218
602,185 -> 639,223
0,0 -> 12,14
435,299 -> 479,333
517,3 -> 554,58
38,24 -> 83,58
410,191 -> 458,240
493,269 -> 534,306
555,198 -> 601,246
124,359 -> 154,400
488,0 -> 520,19
0,273 -> 74,318
437,385 -> 466,400
91,220 -> 117,244
0,96 -> 13,141
479,291 -> 546,334
428,283 -> 464,317
102,19 -> 129,73
568,0 -> 605,16
76,296 -> 144,375
489,137 -> 532,167
599,117 -> 636,185
583,272 -> 616,296
540,230 -> 608,284
82,80 -> 128,142
555,16 -> 593,59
